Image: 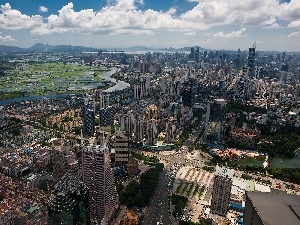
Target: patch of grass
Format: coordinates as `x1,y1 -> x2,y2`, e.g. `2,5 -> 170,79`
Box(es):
193,184 -> 200,196
198,186 -> 205,199
186,182 -> 195,197
181,183 -> 190,195
176,181 -> 184,193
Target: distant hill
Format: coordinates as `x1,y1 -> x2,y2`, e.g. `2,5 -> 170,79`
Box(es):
0,43 -> 208,54
0,43 -> 101,53
0,45 -> 26,53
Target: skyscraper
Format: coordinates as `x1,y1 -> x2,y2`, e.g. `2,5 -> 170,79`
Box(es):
82,96 -> 95,136
248,45 -> 256,78
82,144 -> 119,224
100,105 -> 116,127
210,165 -> 234,217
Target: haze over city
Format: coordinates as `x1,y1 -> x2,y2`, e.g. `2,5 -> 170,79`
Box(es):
1,0 -> 300,51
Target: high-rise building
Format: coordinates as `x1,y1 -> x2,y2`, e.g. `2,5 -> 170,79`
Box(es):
244,191 -> 300,225
195,47 -> 200,63
48,172 -> 90,225
110,130 -> 129,166
82,96 -> 95,136
210,166 -> 234,217
82,144 -> 119,224
100,105 -> 116,127
248,46 -> 256,78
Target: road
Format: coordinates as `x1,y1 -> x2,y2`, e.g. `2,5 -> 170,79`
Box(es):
141,118 -> 206,225
142,166 -> 171,225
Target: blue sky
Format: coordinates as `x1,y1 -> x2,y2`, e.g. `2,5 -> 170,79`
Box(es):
0,0 -> 300,51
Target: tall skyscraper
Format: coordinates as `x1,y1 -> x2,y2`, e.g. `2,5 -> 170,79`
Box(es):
210,165 -> 234,217
100,106 -> 116,127
248,45 -> 256,78
82,144 -> 119,224
82,96 -> 95,136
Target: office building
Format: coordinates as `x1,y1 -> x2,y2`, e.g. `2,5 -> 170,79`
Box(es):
100,105 -> 116,127
82,144 -> 119,224
82,96 -> 95,136
244,191 -> 300,225
48,172 -> 90,225
248,46 -> 256,78
204,99 -> 226,143
210,166 -> 234,217
165,117 -> 176,143
110,130 -> 129,165
146,104 -> 159,121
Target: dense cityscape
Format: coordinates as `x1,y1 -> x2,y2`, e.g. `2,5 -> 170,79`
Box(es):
0,42 -> 299,225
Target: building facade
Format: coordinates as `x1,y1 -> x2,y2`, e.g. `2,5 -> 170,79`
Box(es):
210,166 -> 234,217
82,144 -> 119,224
82,97 -> 95,136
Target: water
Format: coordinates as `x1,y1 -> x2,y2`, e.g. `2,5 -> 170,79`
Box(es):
0,67 -> 130,105
237,151 -> 300,168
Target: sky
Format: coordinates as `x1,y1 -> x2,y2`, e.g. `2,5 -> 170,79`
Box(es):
0,0 -> 300,51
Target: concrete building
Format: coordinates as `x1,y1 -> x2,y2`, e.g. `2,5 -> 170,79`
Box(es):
82,144 -> 119,224
82,96 -> 95,136
146,104 -> 159,121
204,98 -> 226,143
248,47 -> 256,78
165,117 -> 176,143
52,140 -> 79,182
100,105 -> 116,127
110,130 -> 129,165
210,166 -> 234,217
244,191 -> 300,225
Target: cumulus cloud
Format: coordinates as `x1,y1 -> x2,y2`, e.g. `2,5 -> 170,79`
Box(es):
31,1 -> 192,35
1,0 -> 300,36
288,19 -> 300,29
0,3 -> 43,30
213,28 -> 247,38
39,6 -> 48,13
0,34 -> 15,42
181,0 -> 300,29
288,31 -> 300,38
264,23 -> 283,29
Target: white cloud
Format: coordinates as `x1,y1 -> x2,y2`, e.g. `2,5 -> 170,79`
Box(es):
288,31 -> 300,38
185,31 -> 196,36
288,19 -> 300,29
0,3 -> 43,30
31,1 -> 194,35
213,28 -> 247,38
0,34 -> 15,42
39,6 -> 48,13
263,23 -> 283,29
1,0 -> 300,38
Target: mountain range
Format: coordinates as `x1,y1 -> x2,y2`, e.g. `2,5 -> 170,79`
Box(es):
0,43 -> 206,54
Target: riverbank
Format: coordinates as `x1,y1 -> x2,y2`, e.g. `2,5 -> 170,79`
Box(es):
0,67 -> 130,106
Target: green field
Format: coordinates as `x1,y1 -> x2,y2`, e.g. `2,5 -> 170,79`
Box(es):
0,62 -> 109,99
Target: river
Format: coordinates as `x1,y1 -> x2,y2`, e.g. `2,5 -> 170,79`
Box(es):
236,151 -> 300,168
0,67 -> 130,106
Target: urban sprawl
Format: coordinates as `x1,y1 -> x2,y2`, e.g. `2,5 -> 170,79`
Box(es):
0,46 -> 300,225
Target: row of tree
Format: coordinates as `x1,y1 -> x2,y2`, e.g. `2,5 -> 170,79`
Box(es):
119,163 -> 164,207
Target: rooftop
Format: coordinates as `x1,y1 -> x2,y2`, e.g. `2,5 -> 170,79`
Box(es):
247,191 -> 300,225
